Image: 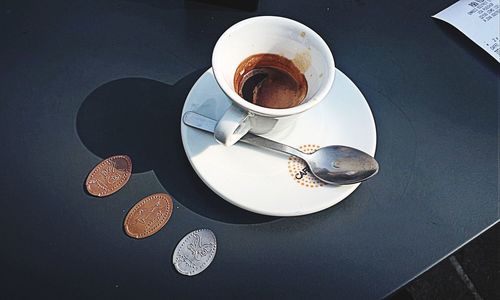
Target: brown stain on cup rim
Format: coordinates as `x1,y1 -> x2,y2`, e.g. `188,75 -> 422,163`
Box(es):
292,50 -> 311,74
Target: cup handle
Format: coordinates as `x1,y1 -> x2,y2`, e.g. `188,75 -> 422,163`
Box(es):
214,104 -> 251,146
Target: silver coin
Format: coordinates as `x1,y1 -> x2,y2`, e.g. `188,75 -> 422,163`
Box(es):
172,229 -> 217,276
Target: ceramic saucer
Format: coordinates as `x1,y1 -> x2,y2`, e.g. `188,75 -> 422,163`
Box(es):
180,68 -> 376,216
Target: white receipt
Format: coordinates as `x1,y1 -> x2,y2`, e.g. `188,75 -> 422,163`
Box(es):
433,0 -> 500,62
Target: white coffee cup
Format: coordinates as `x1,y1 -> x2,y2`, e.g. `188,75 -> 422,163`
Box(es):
212,16 -> 335,146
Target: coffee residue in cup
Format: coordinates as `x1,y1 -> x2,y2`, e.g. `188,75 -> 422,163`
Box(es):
234,53 -> 308,109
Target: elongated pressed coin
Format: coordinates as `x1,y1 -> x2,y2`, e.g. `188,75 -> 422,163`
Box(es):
173,229 -> 217,276
124,193 -> 173,239
86,155 -> 132,197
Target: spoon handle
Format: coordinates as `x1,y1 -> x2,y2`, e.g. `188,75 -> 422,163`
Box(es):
183,111 -> 306,160
239,132 -> 306,159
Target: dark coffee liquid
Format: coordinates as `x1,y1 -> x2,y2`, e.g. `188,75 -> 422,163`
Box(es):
234,54 -> 308,109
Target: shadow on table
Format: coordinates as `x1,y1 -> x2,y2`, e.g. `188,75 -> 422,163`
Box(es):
76,68 -> 279,224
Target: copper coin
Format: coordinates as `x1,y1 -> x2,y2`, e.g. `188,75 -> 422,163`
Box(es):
86,155 -> 132,197
124,193 -> 173,239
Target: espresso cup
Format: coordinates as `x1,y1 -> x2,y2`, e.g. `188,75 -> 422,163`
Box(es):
212,16 -> 335,146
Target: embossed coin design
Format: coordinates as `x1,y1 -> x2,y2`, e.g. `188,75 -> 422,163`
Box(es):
173,229 -> 217,276
86,155 -> 132,197
124,193 -> 173,239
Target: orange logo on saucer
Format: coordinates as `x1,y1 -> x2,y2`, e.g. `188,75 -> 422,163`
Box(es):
288,144 -> 324,188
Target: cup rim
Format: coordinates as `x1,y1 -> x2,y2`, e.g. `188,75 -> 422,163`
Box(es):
212,16 -> 335,117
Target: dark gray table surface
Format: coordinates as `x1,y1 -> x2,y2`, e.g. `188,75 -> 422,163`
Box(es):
1,0 -> 498,299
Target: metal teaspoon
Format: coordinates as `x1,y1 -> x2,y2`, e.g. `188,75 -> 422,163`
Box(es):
183,111 -> 379,185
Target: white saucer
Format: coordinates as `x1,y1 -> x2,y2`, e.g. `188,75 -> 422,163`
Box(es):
180,68 -> 376,216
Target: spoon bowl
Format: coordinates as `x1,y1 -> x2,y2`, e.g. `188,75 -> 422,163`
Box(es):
307,145 -> 379,185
